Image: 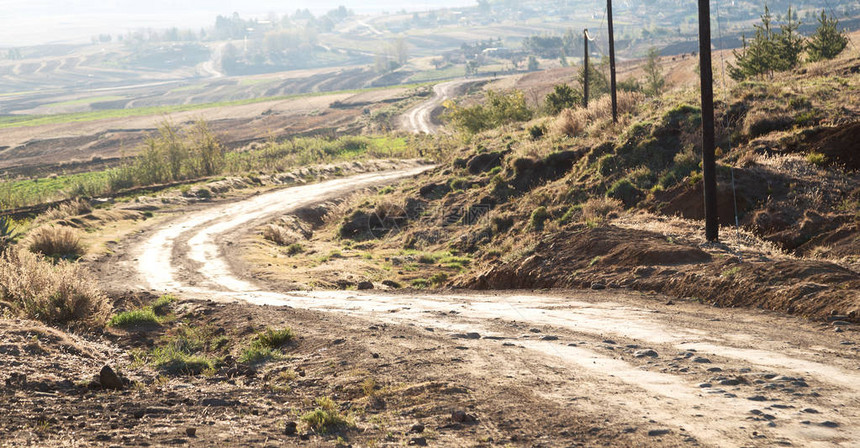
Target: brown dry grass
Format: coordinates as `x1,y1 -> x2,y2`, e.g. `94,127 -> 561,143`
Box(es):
0,249 -> 110,329
553,91 -> 644,138
28,225 -> 85,259
581,197 -> 623,224
262,224 -> 300,246
36,199 -> 93,224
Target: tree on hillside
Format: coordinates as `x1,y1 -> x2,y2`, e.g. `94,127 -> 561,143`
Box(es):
527,56 -> 540,71
643,47 -> 665,97
730,6 -> 778,80
578,59 -> 610,98
730,6 -> 805,80
545,83 -> 582,115
807,11 -> 849,62
772,7 -> 804,71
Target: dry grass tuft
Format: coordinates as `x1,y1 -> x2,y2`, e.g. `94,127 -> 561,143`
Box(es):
553,91 -> 644,137
581,197 -> 623,224
28,226 -> 85,259
0,249 -> 110,329
262,224 -> 298,246
37,199 -> 93,224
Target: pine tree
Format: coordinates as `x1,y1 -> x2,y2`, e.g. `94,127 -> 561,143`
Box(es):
730,6 -> 777,80
773,6 -> 804,71
807,11 -> 848,62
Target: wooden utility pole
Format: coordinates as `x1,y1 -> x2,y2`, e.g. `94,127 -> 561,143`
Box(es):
698,0 -> 719,242
607,0 -> 618,122
583,29 -> 589,108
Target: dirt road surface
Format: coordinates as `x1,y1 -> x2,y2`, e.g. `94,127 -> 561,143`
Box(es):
109,169 -> 860,447
400,78 -> 491,134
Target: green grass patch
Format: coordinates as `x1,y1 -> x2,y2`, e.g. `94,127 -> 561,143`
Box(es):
239,327 -> 295,365
149,345 -> 215,375
151,294 -> 175,316
108,308 -> 159,328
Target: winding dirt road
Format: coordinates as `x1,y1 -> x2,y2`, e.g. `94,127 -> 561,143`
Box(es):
117,168 -> 860,447
400,78 -> 490,134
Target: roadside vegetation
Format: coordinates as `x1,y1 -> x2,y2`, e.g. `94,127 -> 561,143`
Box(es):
0,126 -> 431,209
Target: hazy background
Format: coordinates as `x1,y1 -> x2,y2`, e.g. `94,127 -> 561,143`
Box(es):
0,0 -> 475,46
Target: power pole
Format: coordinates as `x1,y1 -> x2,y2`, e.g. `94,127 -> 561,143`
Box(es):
697,0 -> 719,242
583,29 -> 589,108
607,0 -> 618,122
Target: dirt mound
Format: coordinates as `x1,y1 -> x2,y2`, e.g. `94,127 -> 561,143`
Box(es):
463,224 -> 860,321
651,181 -> 752,226
807,121 -> 860,171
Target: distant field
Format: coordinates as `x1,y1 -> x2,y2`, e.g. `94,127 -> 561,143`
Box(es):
0,82 -> 431,130
46,95 -> 126,108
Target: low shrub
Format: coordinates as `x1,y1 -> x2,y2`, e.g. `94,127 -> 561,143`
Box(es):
0,249 -> 110,329
806,151 -> 827,166
529,206 -> 550,231
606,178 -> 641,207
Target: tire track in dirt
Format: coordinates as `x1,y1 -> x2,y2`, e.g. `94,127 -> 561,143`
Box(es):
131,170 -> 860,447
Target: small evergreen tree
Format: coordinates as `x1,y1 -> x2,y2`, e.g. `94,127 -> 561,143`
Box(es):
730,6 -> 778,80
545,83 -> 582,115
578,59 -> 610,98
807,11 -> 848,62
772,6 -> 804,71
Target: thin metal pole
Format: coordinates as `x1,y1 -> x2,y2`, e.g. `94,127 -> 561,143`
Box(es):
583,29 -> 589,108
607,0 -> 617,122
698,0 -> 719,242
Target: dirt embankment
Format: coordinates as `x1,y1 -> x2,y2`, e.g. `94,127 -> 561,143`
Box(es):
463,223 -> 860,321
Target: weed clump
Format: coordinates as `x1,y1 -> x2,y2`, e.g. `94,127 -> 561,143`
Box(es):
239,327 -> 295,365
28,226 -> 84,260
300,397 -> 353,434
0,249 -> 109,329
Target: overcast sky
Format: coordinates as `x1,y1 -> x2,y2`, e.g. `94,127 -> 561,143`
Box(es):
0,0 -> 475,47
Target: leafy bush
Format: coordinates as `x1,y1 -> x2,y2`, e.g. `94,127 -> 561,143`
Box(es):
444,90 -> 533,134
606,178 -> 641,207
0,249 -> 110,329
28,226 -> 85,260
0,215 -> 16,252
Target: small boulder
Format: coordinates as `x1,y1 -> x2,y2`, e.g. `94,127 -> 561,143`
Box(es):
185,427 -> 197,437
284,421 -> 298,436
99,365 -> 124,390
357,281 -> 374,290
634,349 -> 659,358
